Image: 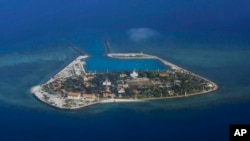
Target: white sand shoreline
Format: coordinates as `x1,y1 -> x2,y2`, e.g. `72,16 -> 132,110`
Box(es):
31,83 -> 218,110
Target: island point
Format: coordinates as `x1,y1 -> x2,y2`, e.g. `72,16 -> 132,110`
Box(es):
31,43 -> 218,110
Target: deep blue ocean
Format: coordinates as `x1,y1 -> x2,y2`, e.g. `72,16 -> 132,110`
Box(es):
1,1 -> 250,141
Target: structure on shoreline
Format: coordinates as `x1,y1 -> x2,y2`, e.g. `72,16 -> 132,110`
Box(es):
32,46 -> 218,110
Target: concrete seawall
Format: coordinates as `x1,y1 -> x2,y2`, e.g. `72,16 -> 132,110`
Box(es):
107,53 -> 181,70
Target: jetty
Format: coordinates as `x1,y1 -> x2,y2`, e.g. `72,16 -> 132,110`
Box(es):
104,39 -> 112,54
67,42 -> 86,55
107,53 -> 181,70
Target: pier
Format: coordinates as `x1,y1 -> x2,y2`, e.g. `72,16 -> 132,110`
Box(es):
105,39 -> 111,54
67,42 -> 86,55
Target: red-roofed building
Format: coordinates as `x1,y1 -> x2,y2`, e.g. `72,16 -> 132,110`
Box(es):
68,92 -> 81,99
82,94 -> 96,99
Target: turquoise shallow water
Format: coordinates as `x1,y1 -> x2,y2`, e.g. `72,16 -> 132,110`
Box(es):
85,57 -> 167,72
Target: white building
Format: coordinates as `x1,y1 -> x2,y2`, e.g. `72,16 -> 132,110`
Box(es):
118,87 -> 125,94
103,78 -> 111,86
130,70 -> 138,79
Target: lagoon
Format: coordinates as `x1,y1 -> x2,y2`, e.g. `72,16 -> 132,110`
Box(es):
85,57 -> 168,72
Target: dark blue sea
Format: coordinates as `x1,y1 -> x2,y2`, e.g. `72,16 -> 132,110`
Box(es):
1,1 -> 250,141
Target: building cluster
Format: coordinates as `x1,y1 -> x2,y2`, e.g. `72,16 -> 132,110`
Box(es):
82,70 -> 141,99
46,70 -> 140,100
45,63 -> 214,101
49,69 -> 177,100
67,92 -> 96,100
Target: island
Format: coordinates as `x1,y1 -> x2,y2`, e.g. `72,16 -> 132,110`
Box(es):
31,47 -> 218,110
